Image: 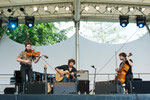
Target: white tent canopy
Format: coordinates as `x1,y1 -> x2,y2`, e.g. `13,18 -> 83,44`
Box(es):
0,32 -> 150,75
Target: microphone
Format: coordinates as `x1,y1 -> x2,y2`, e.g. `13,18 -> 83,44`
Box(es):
91,65 -> 95,68
77,75 -> 80,77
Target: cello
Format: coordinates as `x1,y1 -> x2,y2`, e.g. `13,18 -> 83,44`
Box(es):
116,53 -> 132,84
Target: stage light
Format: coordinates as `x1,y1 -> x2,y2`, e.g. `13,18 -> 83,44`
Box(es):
141,8 -> 146,12
65,6 -> 70,11
25,16 -> 34,28
7,9 -> 12,13
85,6 -> 89,11
119,15 -> 129,28
106,7 -> 111,11
44,6 -> 48,11
20,8 -> 24,12
55,6 -> 59,11
95,6 -> 100,10
8,17 -> 18,29
33,6 -> 38,12
136,15 -> 146,28
117,7 -> 122,11
129,7 -> 134,11
139,7 -> 146,12
130,8 -> 134,11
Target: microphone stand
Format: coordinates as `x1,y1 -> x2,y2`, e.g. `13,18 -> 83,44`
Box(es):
92,66 -> 96,94
44,65 -> 48,94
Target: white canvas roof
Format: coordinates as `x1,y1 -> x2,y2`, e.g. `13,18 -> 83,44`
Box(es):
0,32 -> 150,75
0,0 -> 149,23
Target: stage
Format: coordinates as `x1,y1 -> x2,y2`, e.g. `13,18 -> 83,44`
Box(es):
1,94 -> 150,100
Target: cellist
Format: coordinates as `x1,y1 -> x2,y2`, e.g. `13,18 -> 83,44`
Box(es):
115,52 -> 133,94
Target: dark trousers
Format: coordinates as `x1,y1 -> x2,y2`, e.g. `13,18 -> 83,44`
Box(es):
62,76 -> 78,83
125,74 -> 133,93
20,64 -> 33,93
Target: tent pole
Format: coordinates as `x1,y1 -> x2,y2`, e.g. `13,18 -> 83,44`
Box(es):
146,24 -> 150,34
75,21 -> 80,70
74,0 -> 80,70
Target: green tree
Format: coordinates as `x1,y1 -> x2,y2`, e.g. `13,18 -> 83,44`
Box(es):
81,22 -> 127,44
0,27 -> 6,37
0,23 -> 72,46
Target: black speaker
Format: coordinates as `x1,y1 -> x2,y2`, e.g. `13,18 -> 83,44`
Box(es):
14,70 -> 21,84
24,82 -> 47,94
53,82 -> 77,95
4,87 -> 16,94
78,80 -> 89,94
95,81 -> 123,94
132,81 -> 150,94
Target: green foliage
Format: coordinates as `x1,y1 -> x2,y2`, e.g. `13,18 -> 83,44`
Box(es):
0,27 -> 5,36
82,22 -> 127,44
0,23 -> 71,46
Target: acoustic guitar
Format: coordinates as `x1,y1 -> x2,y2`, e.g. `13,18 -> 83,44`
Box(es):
116,53 -> 132,84
55,70 -> 84,82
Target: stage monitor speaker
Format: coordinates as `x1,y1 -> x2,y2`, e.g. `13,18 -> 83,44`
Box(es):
24,82 -> 47,94
4,87 -> 16,94
95,81 -> 123,94
78,80 -> 89,94
53,82 -> 77,95
77,70 -> 89,80
132,81 -> 150,94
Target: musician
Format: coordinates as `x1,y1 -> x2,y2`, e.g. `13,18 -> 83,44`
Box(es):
55,59 -> 78,82
16,42 -> 42,93
116,52 -> 133,94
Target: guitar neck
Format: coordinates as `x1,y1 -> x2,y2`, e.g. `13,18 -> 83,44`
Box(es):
72,71 -> 81,74
64,71 -> 79,75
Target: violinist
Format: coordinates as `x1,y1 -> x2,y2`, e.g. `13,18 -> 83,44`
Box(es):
16,42 -> 42,93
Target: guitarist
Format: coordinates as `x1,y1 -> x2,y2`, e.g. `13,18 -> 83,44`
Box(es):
55,59 -> 78,82
115,52 -> 133,94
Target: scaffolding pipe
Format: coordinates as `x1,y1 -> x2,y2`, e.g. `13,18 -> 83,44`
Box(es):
74,0 -> 80,69
146,24 -> 150,34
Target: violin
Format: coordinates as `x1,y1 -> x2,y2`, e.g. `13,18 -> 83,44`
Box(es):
26,50 -> 48,59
